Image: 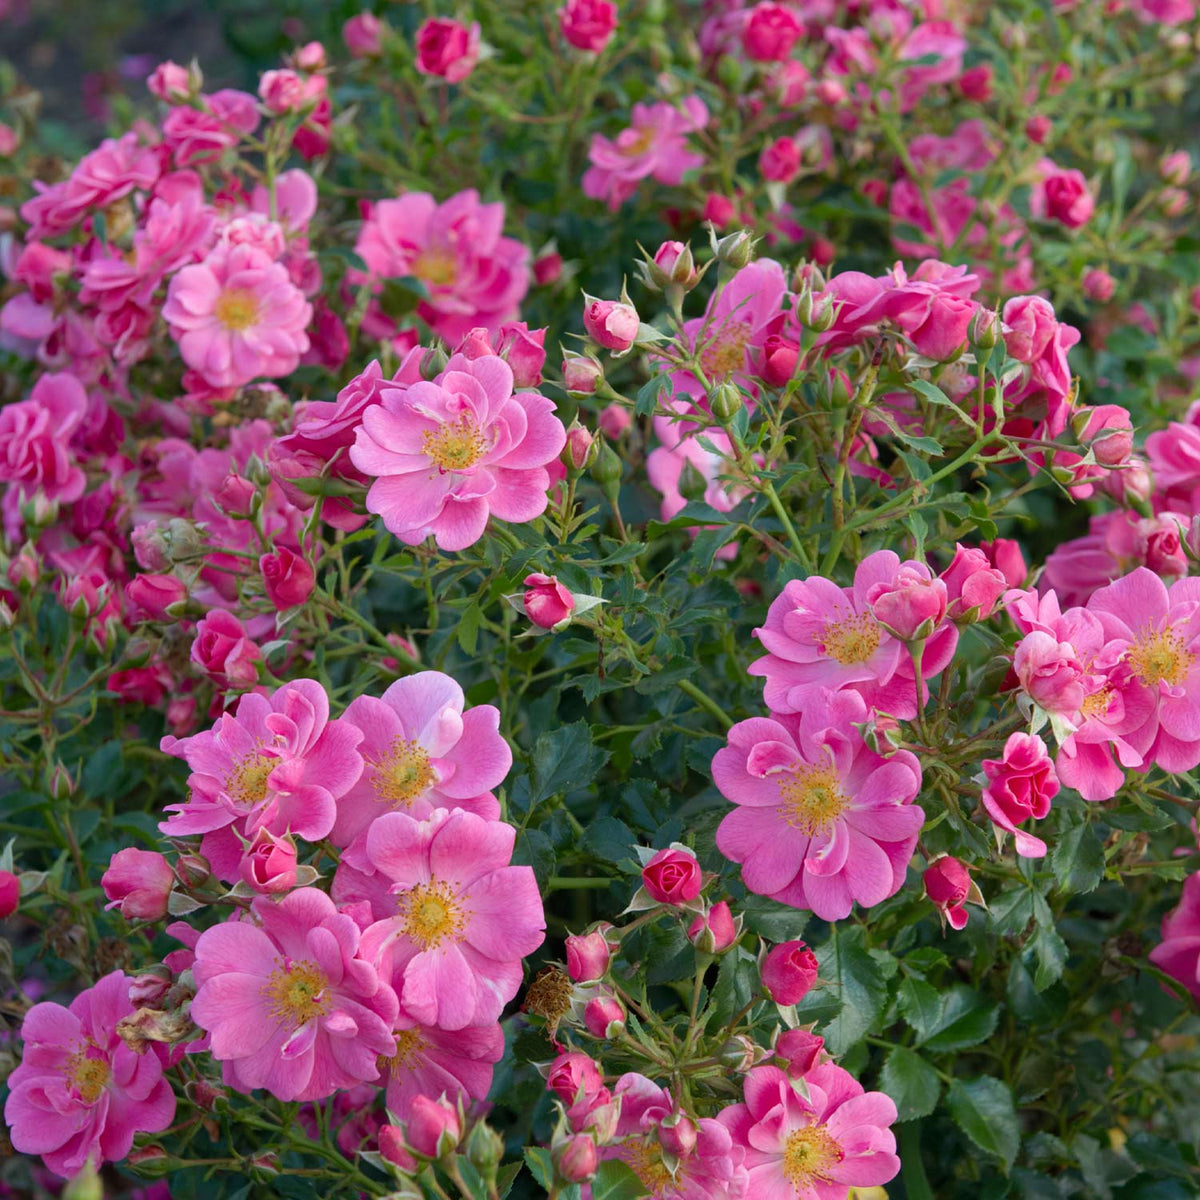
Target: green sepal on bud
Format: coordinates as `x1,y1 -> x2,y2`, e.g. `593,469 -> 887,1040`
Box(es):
709,381 -> 744,423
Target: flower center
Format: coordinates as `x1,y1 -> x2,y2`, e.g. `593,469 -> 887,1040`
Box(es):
1128,625 -> 1193,688
370,738 -> 434,807
779,763 -> 849,836
422,415 -> 488,471
821,610 -> 882,665
65,1046 -> 110,1104
226,752 -> 276,808
214,286 -> 261,332
1080,685 -> 1113,719
618,127 -> 656,157
399,879 -> 466,950
699,321 -> 752,380
413,248 -> 458,288
621,1137 -> 674,1194
263,959 -> 332,1029
782,1123 -> 843,1188
380,1027 -> 429,1075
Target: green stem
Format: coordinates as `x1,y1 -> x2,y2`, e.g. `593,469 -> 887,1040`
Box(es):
678,679 -> 734,730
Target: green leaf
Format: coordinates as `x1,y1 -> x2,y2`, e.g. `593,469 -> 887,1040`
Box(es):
591,1159 -> 648,1200
523,1147 -> 554,1190
898,976 -> 942,1041
918,986 -> 1000,1053
1031,923 -> 1069,992
1049,819 -> 1105,895
529,722 -> 610,806
496,1160 -> 524,1199
456,602 -> 482,655
739,895 -> 809,942
635,373 -> 670,418
796,927 -> 887,1054
946,1076 -> 1020,1171
580,816 -> 636,864
880,1046 -> 942,1121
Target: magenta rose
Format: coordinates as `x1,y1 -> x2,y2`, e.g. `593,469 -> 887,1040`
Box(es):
190,609 -> 263,690
642,846 -> 703,905
102,848 -> 174,920
260,547 -> 316,610
762,940 -> 819,1004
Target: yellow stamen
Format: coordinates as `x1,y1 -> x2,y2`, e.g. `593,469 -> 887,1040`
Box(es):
65,1047 -> 110,1103
780,763 -> 849,836
226,752 -> 276,807
370,738 -> 434,807
621,1137 -> 674,1194
262,959 -> 331,1028
380,1027 -> 429,1075
422,415 -> 487,471
1080,685 -> 1113,720
782,1123 -> 843,1188
699,321 -> 752,380
1128,625 -> 1193,688
398,879 -> 466,950
214,287 -> 261,331
413,248 -> 458,287
822,610 -> 882,665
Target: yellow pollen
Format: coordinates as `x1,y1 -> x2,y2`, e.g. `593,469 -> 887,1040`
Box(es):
621,1137 -> 674,1194
65,1047 -> 110,1103
780,763 -> 849,836
620,127 -> 656,157
422,415 -> 488,471
413,248 -> 458,288
226,752 -> 276,808
1080,685 -> 1113,720
380,1027 -> 429,1075
262,959 -> 332,1028
214,287 -> 261,332
699,321 -> 752,380
782,1123 -> 843,1188
399,879 -> 466,950
822,610 -> 882,665
1128,626 -> 1193,688
370,738 -> 434,807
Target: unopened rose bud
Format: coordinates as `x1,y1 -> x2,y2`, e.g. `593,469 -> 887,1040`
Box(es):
658,1112 -> 698,1158
174,853 -> 212,890
923,855 -> 983,931
463,1119 -> 505,1171
0,870 -> 20,918
1081,268 -> 1115,303
250,1151 -> 280,1178
687,900 -> 739,953
215,472 -> 257,517
556,1133 -> 599,1183
1025,114 -> 1051,144
562,354 -> 604,394
970,307 -> 1001,349
591,439 -> 623,504
653,240 -> 697,288
420,344 -> 449,381
710,382 -> 743,423
129,966 -> 172,1008
762,940 -> 819,1004
185,1078 -> 227,1111
776,1028 -> 826,1076
1160,187 -> 1188,218
565,925 -> 614,982
713,230 -> 754,269
598,404 -> 631,439
406,1095 -> 461,1159
807,293 -> 835,332
1160,150 -> 1190,186
563,423 -> 596,471
48,761 -> 75,800
379,1125 -> 418,1172
584,994 -> 625,1039
523,573 -> 576,631
583,297 -> 640,352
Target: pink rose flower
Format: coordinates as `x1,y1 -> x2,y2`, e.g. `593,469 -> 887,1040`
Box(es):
101,848 -> 174,920
1148,873 -> 1200,1001
259,69 -> 309,114
583,298 -> 640,351
688,901 -> 738,953
1013,629 -> 1087,715
559,0 -> 618,52
358,808 -> 545,1030
260,547 -> 315,610
1031,158 -> 1095,229
191,889 -> 399,1101
0,372 -> 89,506
126,573 -> 187,621
163,243 -> 312,388
867,563 -> 948,641
566,925 -> 614,981
238,829 -> 299,894
923,855 -> 974,929
909,291 -> 976,359
350,352 -> 566,552
940,543 -> 1008,620
524,573 -> 575,629
718,1063 -> 899,1196
3,971 -> 176,1178
981,732 -> 1059,858
759,136 -> 800,183
147,60 -> 191,101
776,1028 -> 826,1076
0,870 -> 18,918
761,940 -> 819,1004
344,13 -> 383,57
415,19 -> 481,84
548,1052 -> 609,1127
741,2 -> 804,62
1083,267 -> 1116,302
642,846 -> 703,905
160,679 -> 364,881
190,609 -> 263,690
330,670 -> 511,849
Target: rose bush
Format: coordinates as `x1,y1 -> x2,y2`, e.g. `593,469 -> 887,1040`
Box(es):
2,1 -> 1200,1198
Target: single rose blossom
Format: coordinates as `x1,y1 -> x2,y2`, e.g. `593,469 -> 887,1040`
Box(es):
260,547 -> 316,610
923,855 -> 976,929
688,901 -> 738,953
190,609 -> 263,690
238,829 -> 299,894
741,2 -> 804,61
101,849 -> 174,920
559,0 -> 617,52
524,573 -> 576,630
344,13 -> 383,57
981,733 -> 1060,858
415,18 -> 481,84
762,940 -> 819,1004
583,298 -> 640,351
642,846 -> 703,905
1030,158 -> 1095,229
565,926 -> 613,982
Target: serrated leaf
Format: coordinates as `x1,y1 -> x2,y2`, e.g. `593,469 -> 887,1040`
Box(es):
591,1159 -> 648,1200
946,1076 -> 1020,1171
635,373 -> 670,418
795,927 -> 887,1054
1049,819 -> 1104,895
529,722 -> 609,806
880,1046 -> 942,1121
915,985 -> 999,1053
523,1147 -> 554,1189
898,977 -> 942,1041
580,816 -> 635,864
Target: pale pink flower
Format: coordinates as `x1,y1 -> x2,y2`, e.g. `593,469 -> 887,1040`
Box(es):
159,679 -> 364,881
378,1014 -> 504,1119
358,808 -> 545,1030
749,550 -> 958,719
350,352 -> 566,552
355,190 -> 529,342
1148,873 -> 1200,1001
713,690 -> 924,921
191,889 -> 398,1101
717,1063 -> 899,1197
330,671 -> 511,849
582,97 -> 709,211
0,371 -> 89,505
163,242 -> 311,388
981,732 -> 1059,858
3,971 -> 176,1178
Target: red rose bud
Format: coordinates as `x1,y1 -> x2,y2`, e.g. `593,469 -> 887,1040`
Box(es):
741,1 -> 804,61
1082,267 -> 1116,303
259,547 -> 316,610
126,573 -> 187,621
940,544 -> 1008,621
583,298 -> 640,352
191,610 -> 262,689
776,1028 -> 826,1076
563,423 -> 597,471
958,63 -> 993,100
556,1133 -> 599,1183
405,1095 -> 461,1159
456,327 -> 496,359
534,250 -> 564,285
762,940 -> 819,1005
760,333 -> 800,387
658,1112 -> 698,1158
598,404 -> 631,439
687,900 -> 738,953
239,829 -> 299,894
584,994 -> 625,1039
642,846 -> 703,905
981,538 -> 1026,588
524,573 -> 576,630
102,848 -> 174,921
215,472 -> 257,516
923,855 -> 973,930
565,925 -> 614,982
0,869 -> 19,918
1160,151 -> 1191,186
1025,114 -> 1052,144
378,1124 -> 418,1171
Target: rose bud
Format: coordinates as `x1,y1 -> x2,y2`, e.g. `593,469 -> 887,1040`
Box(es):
343,13 -> 383,57
102,849 -> 174,921
191,610 -> 262,690
1073,404 -> 1133,467
378,1125 -> 418,1172
776,1028 -> 826,1076
126,574 -> 187,622
406,1095 -> 461,1159
128,967 -> 172,1008
868,567 -> 948,640
642,846 -> 703,905
1025,114 -> 1051,144
658,1112 -> 698,1159
762,940 -> 819,1005
940,543 -> 1008,621
760,333 -> 800,387
583,994 -> 626,1039
687,900 -> 738,953
238,829 -> 299,894
981,538 -> 1026,587
555,1133 -> 599,1183
293,41 -> 327,72
1160,150 -> 1190,186
259,547 -> 316,610
524,573 -> 576,630
741,1 -> 804,62
1082,268 -> 1116,303
563,423 -> 596,471
0,869 -> 19,918
565,925 -> 614,982
598,404 -> 631,439
534,250 -> 564,285
653,240 -> 698,288
563,353 -> 604,394
981,733 -> 1059,859
583,297 -> 640,352
215,472 -> 257,516
923,855 -> 983,930
498,321 -> 547,387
